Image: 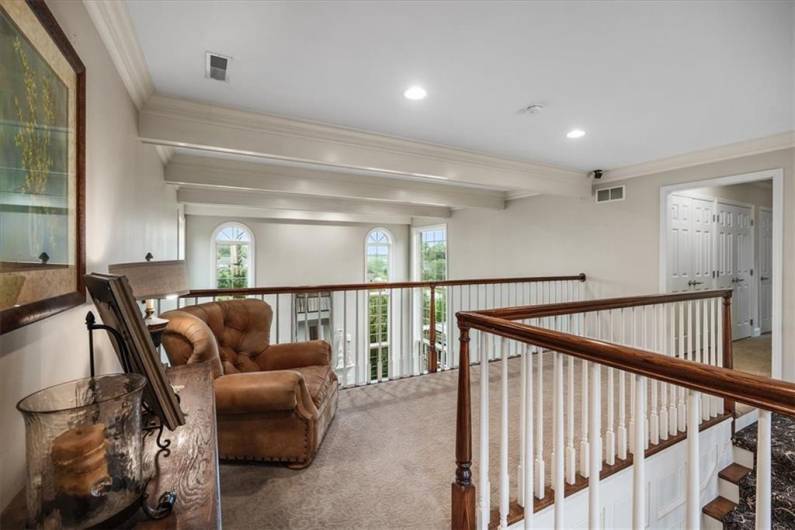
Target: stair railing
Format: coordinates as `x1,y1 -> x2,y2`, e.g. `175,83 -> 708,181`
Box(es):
452,289 -> 792,529
154,273 -> 586,388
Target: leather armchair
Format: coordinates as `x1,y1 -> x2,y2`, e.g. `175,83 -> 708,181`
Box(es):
161,299 -> 338,468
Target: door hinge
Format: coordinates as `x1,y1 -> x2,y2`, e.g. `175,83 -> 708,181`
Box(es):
750,269 -> 754,276
751,318 -> 754,326
712,270 -> 716,278
751,219 -> 755,226
712,214 -> 716,222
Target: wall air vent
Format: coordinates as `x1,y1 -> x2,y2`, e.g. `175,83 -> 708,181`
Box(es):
595,185 -> 625,203
206,52 -> 231,82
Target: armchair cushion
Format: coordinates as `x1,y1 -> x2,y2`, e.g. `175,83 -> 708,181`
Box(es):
214,371 -> 317,416
257,340 -> 331,371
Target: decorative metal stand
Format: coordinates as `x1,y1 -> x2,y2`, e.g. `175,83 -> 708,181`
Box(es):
85,311 -> 177,520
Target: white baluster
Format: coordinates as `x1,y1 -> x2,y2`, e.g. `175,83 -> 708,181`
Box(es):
523,344 -> 534,529
519,342 -> 527,507
643,307 -> 650,450
606,311 -> 616,465
686,389 -> 701,530
755,410 -> 772,530
717,298 -> 725,414
659,304 -> 669,441
500,338 -> 509,528
650,307 -> 660,446
629,309 -> 637,454
678,302 -> 688,432
566,351 -> 576,484
479,332 -> 490,530
632,376 -> 646,530
589,361 -> 602,529
535,344 -> 545,499
553,352 -> 565,530
580,356 -> 590,477
668,304 -> 678,437
701,300 -> 710,421
617,309 -> 628,460
710,298 -> 720,417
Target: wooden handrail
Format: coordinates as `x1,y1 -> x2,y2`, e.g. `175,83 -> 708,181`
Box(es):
476,289 -> 732,321
457,311 -> 795,416
179,273 -> 586,298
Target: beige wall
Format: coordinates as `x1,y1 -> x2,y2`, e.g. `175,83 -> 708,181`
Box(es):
447,148 -> 794,378
0,2 -> 178,510
186,215 -> 410,288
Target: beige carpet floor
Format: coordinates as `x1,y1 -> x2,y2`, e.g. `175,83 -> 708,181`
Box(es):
219,354 -> 664,529
733,334 -> 772,416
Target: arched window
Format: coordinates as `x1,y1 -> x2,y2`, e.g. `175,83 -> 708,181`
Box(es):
212,222 -> 254,288
365,228 -> 392,282
365,228 -> 392,381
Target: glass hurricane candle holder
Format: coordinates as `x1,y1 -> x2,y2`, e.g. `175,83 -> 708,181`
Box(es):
17,373 -> 146,529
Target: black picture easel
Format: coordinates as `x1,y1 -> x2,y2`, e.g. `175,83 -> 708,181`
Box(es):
85,311 -> 176,520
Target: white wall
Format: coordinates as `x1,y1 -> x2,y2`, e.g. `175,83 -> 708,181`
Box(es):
0,1 -> 178,510
185,215 -> 410,287
445,148 -> 795,379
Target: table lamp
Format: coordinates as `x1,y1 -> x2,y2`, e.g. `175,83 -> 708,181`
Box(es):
108,256 -> 188,320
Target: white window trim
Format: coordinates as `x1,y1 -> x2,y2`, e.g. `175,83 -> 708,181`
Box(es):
211,221 -> 256,288
411,224 -> 448,281
364,227 -> 395,283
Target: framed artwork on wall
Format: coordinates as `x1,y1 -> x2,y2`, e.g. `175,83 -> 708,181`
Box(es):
0,0 -> 86,334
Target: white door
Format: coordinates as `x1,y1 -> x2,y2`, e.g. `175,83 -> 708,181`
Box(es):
716,202 -> 754,339
759,208 -> 773,333
666,195 -> 715,293
690,197 -> 715,291
667,194 -> 694,293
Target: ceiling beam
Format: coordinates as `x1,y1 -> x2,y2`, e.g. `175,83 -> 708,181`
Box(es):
141,94 -> 589,197
183,203 -> 416,225
166,153 -> 504,209
177,188 -> 451,220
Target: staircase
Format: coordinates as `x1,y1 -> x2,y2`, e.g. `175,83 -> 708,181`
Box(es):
702,414 -> 795,529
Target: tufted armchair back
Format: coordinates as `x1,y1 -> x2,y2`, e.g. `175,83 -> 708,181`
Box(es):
162,299 -> 274,377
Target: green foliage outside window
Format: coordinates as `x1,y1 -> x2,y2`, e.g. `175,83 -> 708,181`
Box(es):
216,242 -> 249,288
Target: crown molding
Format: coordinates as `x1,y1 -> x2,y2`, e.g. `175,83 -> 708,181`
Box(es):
83,0 -> 153,109
604,131 -> 795,182
141,94 -> 589,196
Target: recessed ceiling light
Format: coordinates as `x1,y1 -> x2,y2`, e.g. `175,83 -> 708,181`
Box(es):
403,86 -> 427,101
566,129 -> 586,139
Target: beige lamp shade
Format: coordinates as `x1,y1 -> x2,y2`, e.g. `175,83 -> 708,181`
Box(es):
107,260 -> 189,300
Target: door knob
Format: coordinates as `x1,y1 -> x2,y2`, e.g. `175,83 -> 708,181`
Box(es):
761,276 -> 770,281
688,280 -> 704,287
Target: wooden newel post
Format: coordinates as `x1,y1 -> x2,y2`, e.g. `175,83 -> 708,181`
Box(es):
429,285 -> 438,373
452,324 -> 475,530
722,293 -> 735,416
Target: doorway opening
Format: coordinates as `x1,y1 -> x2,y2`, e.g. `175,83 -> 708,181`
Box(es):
659,169 -> 783,402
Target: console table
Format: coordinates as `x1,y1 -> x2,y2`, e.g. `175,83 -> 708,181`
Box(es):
1,362 -> 221,529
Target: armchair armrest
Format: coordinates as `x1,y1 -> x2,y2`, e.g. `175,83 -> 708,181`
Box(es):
214,371 -> 318,416
258,340 -> 331,371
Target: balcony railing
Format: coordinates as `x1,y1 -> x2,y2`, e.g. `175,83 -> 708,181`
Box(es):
451,289 -> 795,529
155,273 -> 586,387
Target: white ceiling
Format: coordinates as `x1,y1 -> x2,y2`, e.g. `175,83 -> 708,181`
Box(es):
126,0 -> 794,172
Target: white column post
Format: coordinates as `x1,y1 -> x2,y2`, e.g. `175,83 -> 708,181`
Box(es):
686,389 -> 701,530
479,332 -> 491,530
589,362 -> 602,529
632,376 -> 646,530
500,338 -> 510,529
755,410 -> 772,530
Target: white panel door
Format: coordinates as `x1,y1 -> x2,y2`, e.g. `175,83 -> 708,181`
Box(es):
716,202 -> 754,339
690,197 -> 715,291
759,207 -> 773,333
667,194 -> 694,293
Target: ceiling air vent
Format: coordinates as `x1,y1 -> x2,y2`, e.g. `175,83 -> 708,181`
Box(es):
595,185 -> 625,203
206,52 -> 230,82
